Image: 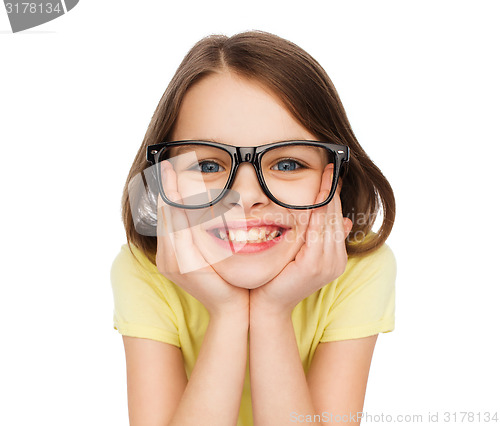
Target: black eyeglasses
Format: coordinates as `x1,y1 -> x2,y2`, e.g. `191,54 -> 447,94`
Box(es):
146,139 -> 349,210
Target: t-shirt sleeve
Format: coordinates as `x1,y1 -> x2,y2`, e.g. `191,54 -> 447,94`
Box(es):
110,245 -> 180,347
320,243 -> 396,342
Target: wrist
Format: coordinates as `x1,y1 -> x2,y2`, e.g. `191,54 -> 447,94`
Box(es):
208,304 -> 250,327
249,293 -> 293,323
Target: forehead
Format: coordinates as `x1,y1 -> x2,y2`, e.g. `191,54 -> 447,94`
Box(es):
171,72 -> 316,147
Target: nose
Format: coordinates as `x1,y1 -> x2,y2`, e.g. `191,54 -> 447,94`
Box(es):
222,163 -> 270,213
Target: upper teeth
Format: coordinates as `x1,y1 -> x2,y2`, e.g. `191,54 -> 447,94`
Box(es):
217,227 -> 281,242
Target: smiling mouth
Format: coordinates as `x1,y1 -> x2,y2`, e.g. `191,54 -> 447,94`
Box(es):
209,226 -> 284,244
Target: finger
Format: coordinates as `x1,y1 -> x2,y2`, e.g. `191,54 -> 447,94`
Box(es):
162,163 -> 212,272
309,164 -> 335,236
156,205 -> 206,298
300,192 -> 329,263
333,175 -> 349,238
156,200 -> 180,275
310,163 -> 335,215
320,163 -> 334,196
161,160 -> 182,205
328,178 -> 351,239
159,161 -> 191,235
343,217 -> 353,239
323,186 -> 349,264
299,164 -> 334,256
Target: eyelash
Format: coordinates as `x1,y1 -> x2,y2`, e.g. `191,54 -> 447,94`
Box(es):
270,158 -> 308,171
187,158 -> 309,173
189,160 -> 226,172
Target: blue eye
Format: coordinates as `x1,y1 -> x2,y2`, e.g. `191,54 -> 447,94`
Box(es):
272,159 -> 302,172
199,161 -> 223,173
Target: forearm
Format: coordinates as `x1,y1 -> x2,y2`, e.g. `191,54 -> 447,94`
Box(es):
169,311 -> 249,426
249,306 -> 320,425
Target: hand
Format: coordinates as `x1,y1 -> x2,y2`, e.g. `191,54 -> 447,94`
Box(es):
250,164 -> 353,316
156,161 -> 249,318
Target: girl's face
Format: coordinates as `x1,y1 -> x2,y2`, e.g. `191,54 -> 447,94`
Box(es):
170,72 -> 319,289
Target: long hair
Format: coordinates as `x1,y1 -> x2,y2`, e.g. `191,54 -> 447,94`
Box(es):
121,30 -> 395,265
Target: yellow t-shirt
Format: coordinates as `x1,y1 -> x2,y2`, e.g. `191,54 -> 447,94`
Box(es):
110,242 -> 396,425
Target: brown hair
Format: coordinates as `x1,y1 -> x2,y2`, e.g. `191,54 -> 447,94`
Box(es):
121,30 -> 395,265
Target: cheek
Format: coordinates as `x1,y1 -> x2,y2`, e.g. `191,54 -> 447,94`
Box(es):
277,210 -> 310,247
290,210 -> 311,235
299,176 -> 323,205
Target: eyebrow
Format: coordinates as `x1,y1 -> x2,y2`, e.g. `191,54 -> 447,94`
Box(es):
171,138 -> 318,150
169,142 -> 221,157
173,145 -> 195,154
176,138 -> 224,145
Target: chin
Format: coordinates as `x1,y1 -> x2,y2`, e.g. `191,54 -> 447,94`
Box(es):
212,263 -> 279,289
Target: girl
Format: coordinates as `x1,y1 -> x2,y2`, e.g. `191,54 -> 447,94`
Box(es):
111,30 -> 396,426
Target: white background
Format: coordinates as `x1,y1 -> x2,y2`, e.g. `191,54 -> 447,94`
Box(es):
1,1 -> 499,424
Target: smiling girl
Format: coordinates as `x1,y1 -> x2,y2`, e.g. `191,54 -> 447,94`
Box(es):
111,30 -> 396,426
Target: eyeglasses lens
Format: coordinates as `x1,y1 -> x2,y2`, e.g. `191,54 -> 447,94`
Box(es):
158,144 -> 334,208
262,145 -> 333,207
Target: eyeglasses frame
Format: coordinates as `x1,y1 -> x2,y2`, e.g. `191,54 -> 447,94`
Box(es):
146,139 -> 349,210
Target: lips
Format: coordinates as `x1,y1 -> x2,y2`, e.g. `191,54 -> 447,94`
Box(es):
205,219 -> 291,253
214,226 -> 282,243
